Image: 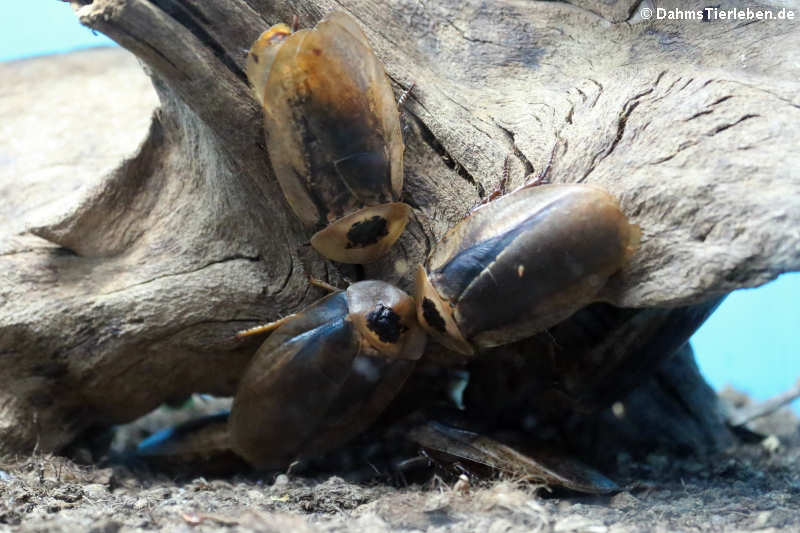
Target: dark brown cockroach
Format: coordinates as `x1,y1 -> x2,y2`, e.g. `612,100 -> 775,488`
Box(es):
416,184 -> 641,355
228,280 -> 426,468
246,11 -> 410,264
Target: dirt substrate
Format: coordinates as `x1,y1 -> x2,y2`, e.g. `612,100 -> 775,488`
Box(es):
1,404 -> 799,533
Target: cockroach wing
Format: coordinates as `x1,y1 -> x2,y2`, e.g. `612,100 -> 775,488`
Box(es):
229,288 -> 418,469
321,12 -> 405,198
229,292 -> 358,468
423,184 -> 640,349
410,422 -> 620,494
261,12 -> 403,229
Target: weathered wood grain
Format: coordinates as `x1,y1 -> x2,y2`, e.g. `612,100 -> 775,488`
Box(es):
0,0 -> 797,455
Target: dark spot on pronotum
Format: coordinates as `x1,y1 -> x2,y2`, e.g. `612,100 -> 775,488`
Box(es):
312,47 -> 322,56
422,298 -> 446,333
251,52 -> 259,63
346,216 -> 389,249
366,303 -> 406,343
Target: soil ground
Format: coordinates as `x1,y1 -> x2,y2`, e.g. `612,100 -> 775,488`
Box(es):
1,397 -> 798,533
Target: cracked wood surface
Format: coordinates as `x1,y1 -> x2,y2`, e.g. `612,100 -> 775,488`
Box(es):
0,0 -> 798,455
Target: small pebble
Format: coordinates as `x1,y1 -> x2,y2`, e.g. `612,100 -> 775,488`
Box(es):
247,489 -> 265,501
762,435 -> 781,453
453,474 -> 470,495
754,510 -> 772,528
610,491 -> 639,509
83,483 -> 108,500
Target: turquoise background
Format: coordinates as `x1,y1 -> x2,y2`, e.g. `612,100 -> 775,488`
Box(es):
3,2 -> 798,412
0,2 -> 115,62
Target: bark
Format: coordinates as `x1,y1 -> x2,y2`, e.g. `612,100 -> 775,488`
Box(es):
1,0 -> 798,455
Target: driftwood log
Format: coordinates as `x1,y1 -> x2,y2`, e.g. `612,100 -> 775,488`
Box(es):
1,0 -> 799,460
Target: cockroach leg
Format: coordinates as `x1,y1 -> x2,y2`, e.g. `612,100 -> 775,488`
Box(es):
397,81 -> 416,109
308,277 -> 342,293
467,155 -> 511,215
520,142 -> 558,190
235,314 -> 299,339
